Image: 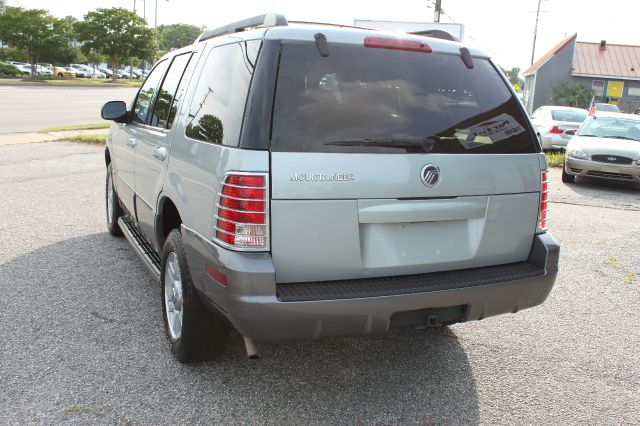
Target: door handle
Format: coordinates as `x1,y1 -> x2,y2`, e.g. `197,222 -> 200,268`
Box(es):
152,146 -> 168,161
127,137 -> 138,148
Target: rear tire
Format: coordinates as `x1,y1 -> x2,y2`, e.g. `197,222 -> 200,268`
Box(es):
57,73 -> 63,79
106,163 -> 123,236
161,229 -> 228,363
562,163 -> 575,183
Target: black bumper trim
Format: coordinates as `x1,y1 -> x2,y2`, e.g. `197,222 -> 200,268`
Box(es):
276,261 -> 545,302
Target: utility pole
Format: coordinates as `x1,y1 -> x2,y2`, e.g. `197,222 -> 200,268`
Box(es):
433,0 -> 442,22
530,0 -> 542,65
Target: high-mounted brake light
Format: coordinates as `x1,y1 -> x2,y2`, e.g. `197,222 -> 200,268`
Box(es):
549,125 -> 563,134
537,171 -> 549,233
214,173 -> 269,250
364,37 -> 432,53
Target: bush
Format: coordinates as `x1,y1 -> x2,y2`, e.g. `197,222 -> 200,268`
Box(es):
0,62 -> 22,77
0,47 -> 28,63
547,82 -> 593,108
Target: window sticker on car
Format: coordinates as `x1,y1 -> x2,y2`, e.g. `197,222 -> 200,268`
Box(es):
455,113 -> 526,149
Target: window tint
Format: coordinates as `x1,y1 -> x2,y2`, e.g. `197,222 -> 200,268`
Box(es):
132,60 -> 168,125
272,43 -> 537,154
150,53 -> 193,129
185,40 -> 260,145
551,110 -> 587,123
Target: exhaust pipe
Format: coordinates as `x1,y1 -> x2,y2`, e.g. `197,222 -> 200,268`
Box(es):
243,337 -> 260,359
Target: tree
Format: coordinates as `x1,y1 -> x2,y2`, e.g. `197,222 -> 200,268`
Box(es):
501,67 -> 524,88
0,7 -> 70,78
158,23 -> 202,50
547,82 -> 594,108
76,8 -> 157,81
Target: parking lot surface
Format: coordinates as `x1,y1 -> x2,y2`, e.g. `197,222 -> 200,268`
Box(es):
1,142 -> 639,424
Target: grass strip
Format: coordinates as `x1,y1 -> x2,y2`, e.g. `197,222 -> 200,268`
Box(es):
38,123 -> 110,133
57,134 -> 107,145
545,151 -> 565,168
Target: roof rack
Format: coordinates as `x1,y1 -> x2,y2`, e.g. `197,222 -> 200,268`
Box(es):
195,13 -> 288,43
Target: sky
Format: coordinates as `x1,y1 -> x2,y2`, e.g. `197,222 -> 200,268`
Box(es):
7,0 -> 640,72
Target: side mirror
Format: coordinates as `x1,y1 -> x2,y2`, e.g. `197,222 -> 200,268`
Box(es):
101,101 -> 128,123
565,130 -> 576,136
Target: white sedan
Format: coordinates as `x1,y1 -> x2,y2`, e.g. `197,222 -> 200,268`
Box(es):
563,112 -> 640,185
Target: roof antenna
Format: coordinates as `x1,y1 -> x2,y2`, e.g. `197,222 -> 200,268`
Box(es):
460,47 -> 474,69
314,33 -> 329,57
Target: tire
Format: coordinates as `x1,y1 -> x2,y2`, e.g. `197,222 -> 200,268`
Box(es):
106,163 -> 123,236
57,73 -> 63,79
161,229 -> 228,362
562,163 -> 575,183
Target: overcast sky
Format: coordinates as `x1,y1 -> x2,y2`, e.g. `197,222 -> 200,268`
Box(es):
8,0 -> 640,71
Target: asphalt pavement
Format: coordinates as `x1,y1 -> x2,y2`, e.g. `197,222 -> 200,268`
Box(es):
0,142 -> 639,424
0,86 -> 137,133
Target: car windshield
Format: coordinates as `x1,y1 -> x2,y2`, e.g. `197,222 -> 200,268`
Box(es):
596,103 -> 620,112
551,110 -> 587,123
578,117 -> 640,141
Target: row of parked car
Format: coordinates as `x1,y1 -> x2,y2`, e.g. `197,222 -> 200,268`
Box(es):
4,61 -> 149,80
530,103 -> 640,187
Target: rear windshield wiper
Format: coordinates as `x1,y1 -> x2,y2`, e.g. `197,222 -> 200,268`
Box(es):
325,138 -> 434,152
578,134 -> 598,137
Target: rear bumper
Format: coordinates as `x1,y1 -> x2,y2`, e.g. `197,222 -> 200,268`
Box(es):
541,133 -> 571,149
182,226 -> 560,340
565,158 -> 640,183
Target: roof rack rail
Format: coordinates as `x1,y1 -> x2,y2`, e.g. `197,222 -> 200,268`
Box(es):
195,13 -> 288,43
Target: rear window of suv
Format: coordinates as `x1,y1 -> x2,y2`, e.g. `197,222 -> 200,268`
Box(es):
271,42 -> 537,154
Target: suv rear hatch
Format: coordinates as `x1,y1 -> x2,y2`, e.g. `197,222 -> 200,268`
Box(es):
268,39 -> 542,283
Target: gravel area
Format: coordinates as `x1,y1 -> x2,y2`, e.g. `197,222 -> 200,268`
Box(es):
1,142 -> 639,425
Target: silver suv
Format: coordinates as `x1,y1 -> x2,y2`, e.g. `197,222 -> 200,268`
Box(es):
101,14 -> 559,363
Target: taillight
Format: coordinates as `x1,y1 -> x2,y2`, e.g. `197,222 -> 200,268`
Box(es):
549,125 -> 563,134
537,171 -> 549,233
214,173 -> 268,250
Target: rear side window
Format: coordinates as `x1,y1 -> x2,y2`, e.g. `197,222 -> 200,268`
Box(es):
150,52 -> 193,129
132,60 -> 168,125
551,110 -> 587,123
272,43 -> 537,154
185,40 -> 261,145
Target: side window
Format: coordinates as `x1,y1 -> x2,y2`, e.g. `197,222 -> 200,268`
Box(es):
132,60 -> 169,125
185,40 -> 261,145
150,53 -> 193,129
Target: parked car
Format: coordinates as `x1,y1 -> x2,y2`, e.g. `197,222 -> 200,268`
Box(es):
101,14 -> 559,363
16,64 -> 32,75
35,65 -> 53,76
116,69 -> 131,79
99,67 -> 114,78
67,65 -> 90,78
53,66 -> 75,79
595,102 -> 620,113
563,112 -> 640,184
530,106 -> 588,150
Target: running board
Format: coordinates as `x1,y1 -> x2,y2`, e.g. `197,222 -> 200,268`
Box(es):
118,217 -> 161,279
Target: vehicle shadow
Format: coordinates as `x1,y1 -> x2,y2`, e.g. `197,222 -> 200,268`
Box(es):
0,233 -> 479,425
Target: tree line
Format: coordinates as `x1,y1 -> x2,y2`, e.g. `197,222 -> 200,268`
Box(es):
0,6 -> 202,79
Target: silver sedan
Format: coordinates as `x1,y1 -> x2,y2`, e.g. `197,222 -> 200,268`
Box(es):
563,112 -> 640,184
530,106 -> 588,150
